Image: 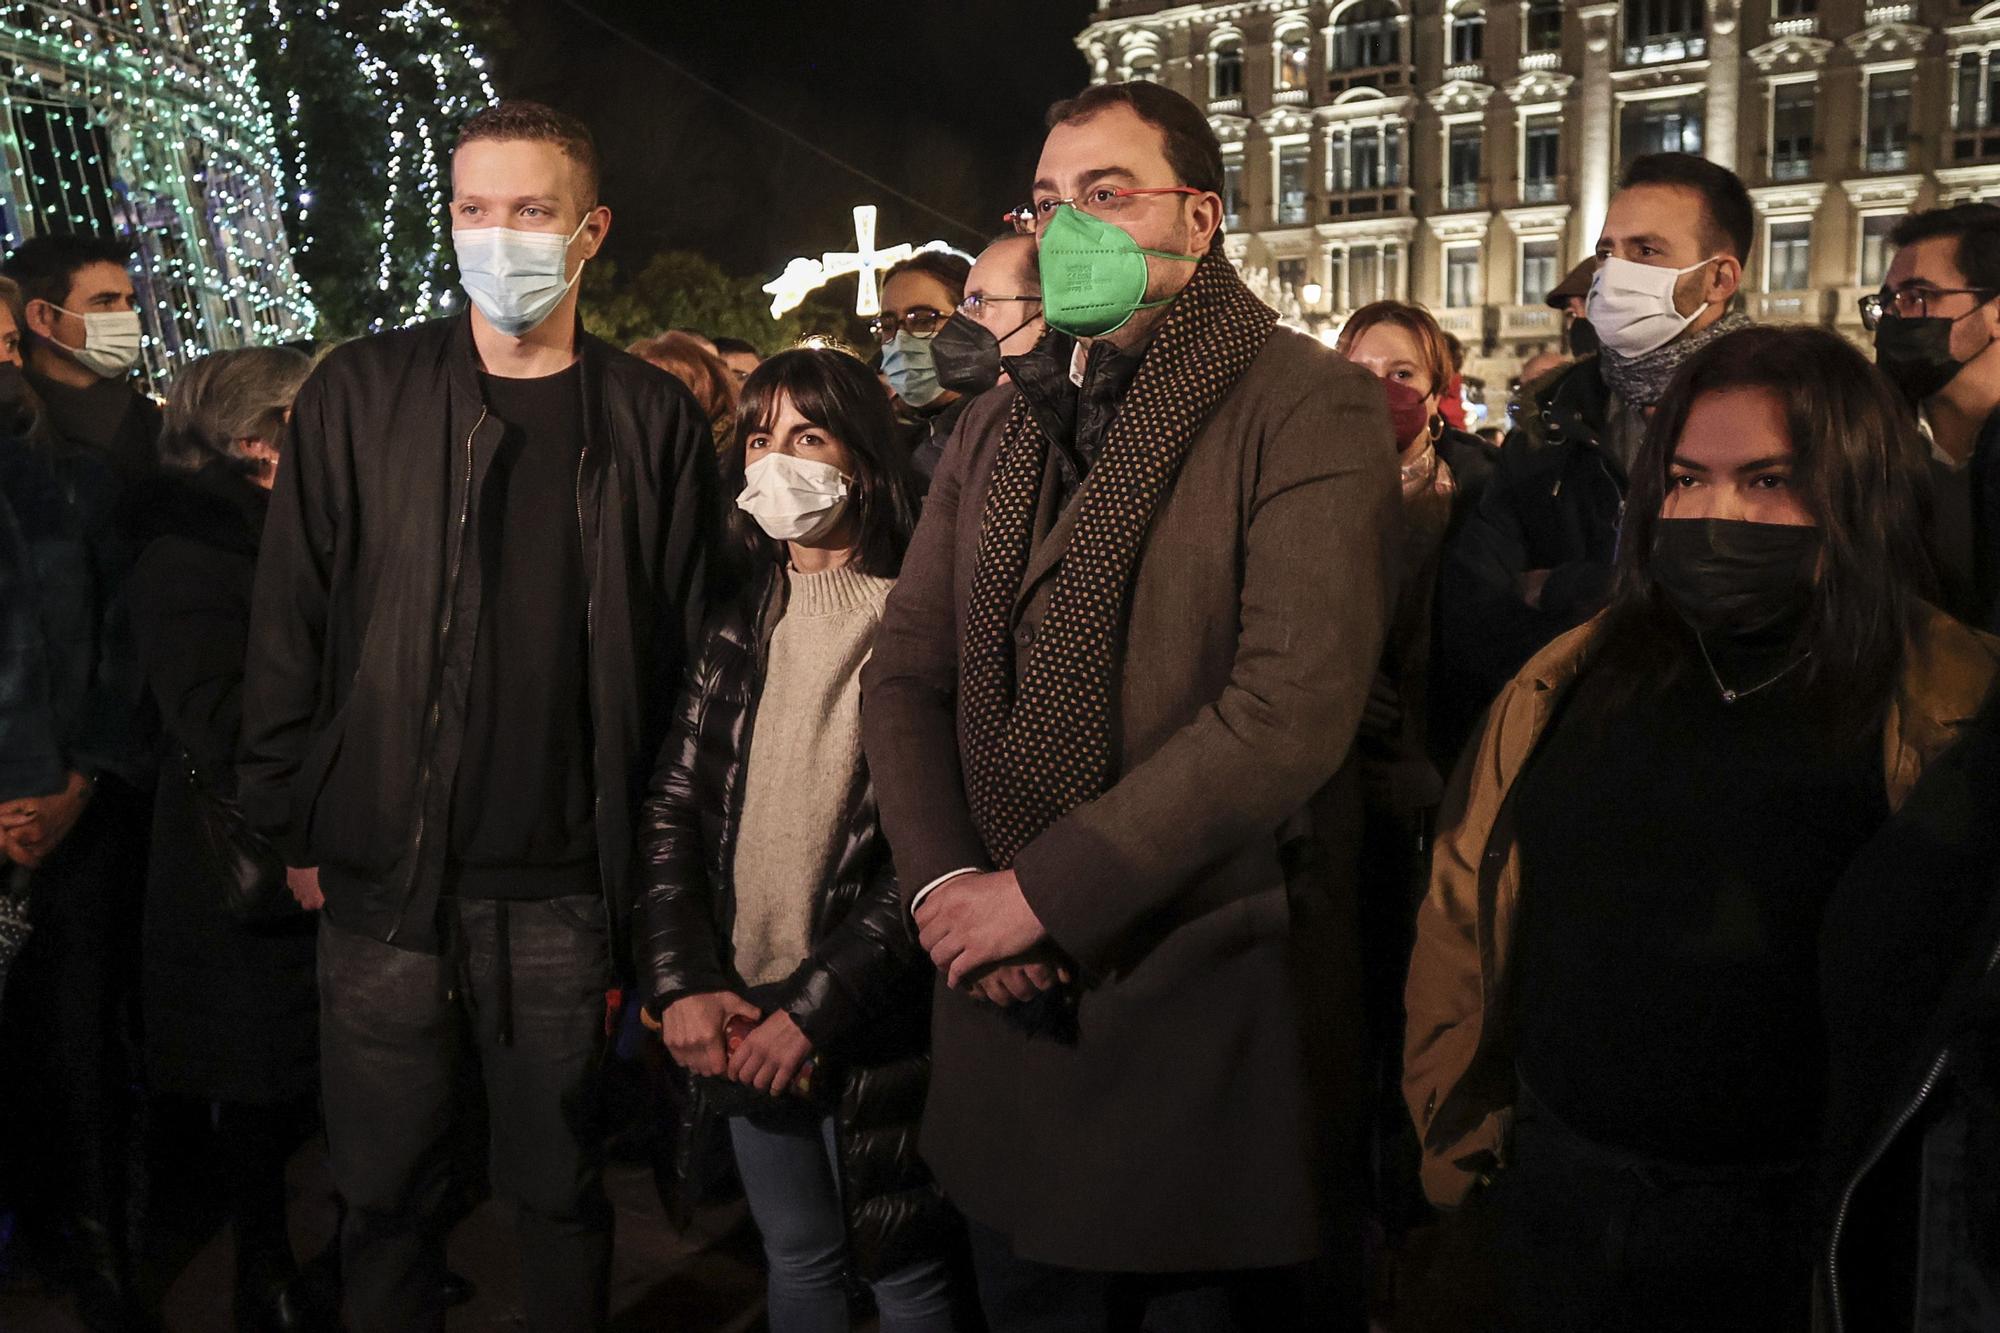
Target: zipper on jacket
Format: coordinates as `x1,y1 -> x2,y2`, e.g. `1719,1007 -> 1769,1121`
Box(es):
396,406 -> 485,938
1825,934 -> 2000,1332
575,441 -> 604,887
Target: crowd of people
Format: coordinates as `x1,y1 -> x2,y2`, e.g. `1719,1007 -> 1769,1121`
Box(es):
2,78 -> 1999,1333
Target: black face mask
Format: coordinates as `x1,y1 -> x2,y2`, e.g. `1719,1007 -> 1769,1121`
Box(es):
1566,316 -> 1600,358
1873,316 -> 1968,404
931,310 -> 1040,396
1651,517 -> 1819,638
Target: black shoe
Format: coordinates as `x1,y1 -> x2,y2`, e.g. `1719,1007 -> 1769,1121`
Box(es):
441,1269 -> 476,1307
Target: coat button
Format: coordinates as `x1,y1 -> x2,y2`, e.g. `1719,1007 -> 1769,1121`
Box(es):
1015,623 -> 1035,647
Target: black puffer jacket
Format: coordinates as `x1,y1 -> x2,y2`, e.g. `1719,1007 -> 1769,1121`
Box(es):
636,568 -> 948,1279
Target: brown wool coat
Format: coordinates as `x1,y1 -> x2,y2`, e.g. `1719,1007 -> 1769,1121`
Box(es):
1403,608 -> 2000,1209
861,326 -> 1400,1271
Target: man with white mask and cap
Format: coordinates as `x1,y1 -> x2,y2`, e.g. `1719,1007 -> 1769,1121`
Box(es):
1438,151 -> 1753,737
240,100 -> 715,1333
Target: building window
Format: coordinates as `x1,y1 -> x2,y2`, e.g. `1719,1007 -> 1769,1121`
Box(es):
1211,38 -> 1244,101
1352,244 -> 1384,304
1620,97 -> 1703,171
1278,140 -> 1310,225
1445,244 -> 1481,309
1277,257 -> 1308,299
1866,69 -> 1913,172
1623,0 -> 1705,65
1128,48 -> 1160,82
1859,213 -> 1898,286
1771,83 -> 1815,181
1775,0 -> 1815,13
1223,154 -> 1244,229
1525,0 -> 1563,52
1767,219 -> 1811,292
1331,122 -> 1406,192
1952,49 -> 2000,161
1447,122 -> 1482,210
1332,0 -> 1402,73
1521,239 -> 1560,304
1450,5 -> 1485,64
1523,115 -> 1560,203
1278,29 -> 1312,91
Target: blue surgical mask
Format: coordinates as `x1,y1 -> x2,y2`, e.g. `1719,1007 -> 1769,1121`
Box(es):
452,214 -> 590,337
880,330 -> 946,408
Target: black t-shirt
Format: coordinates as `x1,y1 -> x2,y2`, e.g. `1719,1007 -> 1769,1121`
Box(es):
447,364 -> 596,897
1511,624 -> 1888,1164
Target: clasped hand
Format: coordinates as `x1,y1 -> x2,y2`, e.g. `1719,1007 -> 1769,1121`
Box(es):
659,991 -> 815,1096
0,771 -> 91,869
915,869 -> 1067,1004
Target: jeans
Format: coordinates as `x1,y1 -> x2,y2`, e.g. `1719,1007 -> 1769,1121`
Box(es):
728,1111 -> 954,1333
965,1221 -> 1325,1333
318,894 -> 613,1333
1408,1079 -> 1811,1333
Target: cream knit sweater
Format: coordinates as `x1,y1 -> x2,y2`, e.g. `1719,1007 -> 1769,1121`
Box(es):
729,563 -> 895,988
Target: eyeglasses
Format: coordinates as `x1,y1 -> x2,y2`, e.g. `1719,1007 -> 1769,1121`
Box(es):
1858,286 -> 2000,332
1003,185 -> 1205,235
868,307 -> 952,342
958,293 -> 1041,318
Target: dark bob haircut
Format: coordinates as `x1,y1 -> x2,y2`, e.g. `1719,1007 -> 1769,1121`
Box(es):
1592,324 -> 1933,728
725,345 -> 917,583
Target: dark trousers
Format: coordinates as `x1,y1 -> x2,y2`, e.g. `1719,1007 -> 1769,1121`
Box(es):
1409,1083 -> 1811,1333
0,783 -> 148,1271
966,1221 -> 1326,1333
318,894 -> 613,1333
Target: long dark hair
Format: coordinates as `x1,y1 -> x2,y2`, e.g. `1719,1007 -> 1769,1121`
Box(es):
1589,324 -> 1933,728
723,345 -> 917,585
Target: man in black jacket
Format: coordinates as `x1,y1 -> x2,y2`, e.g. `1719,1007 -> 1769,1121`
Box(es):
239,102 -> 715,1333
1438,153 -> 1753,725
1867,203 -> 2000,634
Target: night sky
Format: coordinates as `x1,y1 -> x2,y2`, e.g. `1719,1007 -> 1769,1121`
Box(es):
501,0 -> 1097,281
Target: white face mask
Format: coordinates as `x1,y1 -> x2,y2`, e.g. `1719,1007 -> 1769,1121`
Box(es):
452,214 -> 590,337
736,451 -> 851,543
52,307 -> 143,379
1586,254 -> 1722,359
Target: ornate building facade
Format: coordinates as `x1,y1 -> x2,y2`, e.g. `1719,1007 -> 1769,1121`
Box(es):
1077,0 -> 2000,383
0,0 -> 314,380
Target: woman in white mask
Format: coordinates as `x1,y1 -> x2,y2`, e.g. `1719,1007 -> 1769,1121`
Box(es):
636,348 -> 956,1331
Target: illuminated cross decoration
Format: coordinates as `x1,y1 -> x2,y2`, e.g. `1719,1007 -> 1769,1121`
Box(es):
762,204 -> 964,319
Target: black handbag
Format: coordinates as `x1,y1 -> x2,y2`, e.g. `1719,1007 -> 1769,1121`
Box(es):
182,749 -> 295,924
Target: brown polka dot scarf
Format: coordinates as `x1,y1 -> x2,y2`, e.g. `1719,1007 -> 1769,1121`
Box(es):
961,248 -> 1277,867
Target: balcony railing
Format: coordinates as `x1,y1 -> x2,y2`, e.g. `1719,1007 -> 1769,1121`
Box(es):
1772,153 -> 1814,181
1443,61 -> 1484,83
1770,15 -> 1819,37
1520,51 -> 1560,72
1624,33 -> 1706,65
1444,181 -> 1485,211
1499,304 -> 1562,340
1328,63 -> 1408,95
1276,193 -> 1310,226
1326,187 -> 1413,219
1521,178 -> 1560,204
1434,308 -> 1484,341
1272,87 -> 1311,105
1865,4 -> 1915,23
1752,291 -> 1826,324
1865,145 -> 1911,172
1208,96 -> 1245,114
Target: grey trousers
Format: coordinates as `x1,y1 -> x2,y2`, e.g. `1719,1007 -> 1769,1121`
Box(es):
318,895 -> 613,1333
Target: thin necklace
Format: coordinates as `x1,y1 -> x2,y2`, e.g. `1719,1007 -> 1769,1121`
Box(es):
1694,633 -> 1813,705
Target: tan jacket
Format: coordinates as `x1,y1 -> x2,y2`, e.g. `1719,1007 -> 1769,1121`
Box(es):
1403,607 -> 2000,1207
